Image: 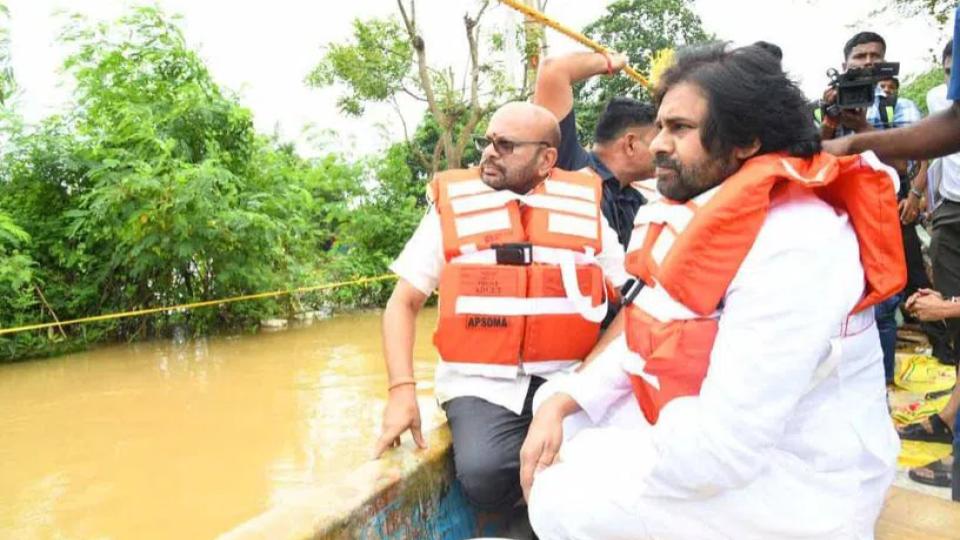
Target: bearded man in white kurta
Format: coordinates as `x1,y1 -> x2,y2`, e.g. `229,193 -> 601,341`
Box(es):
520,42 -> 907,540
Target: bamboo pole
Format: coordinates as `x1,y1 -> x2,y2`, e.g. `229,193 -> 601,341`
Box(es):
499,0 -> 650,88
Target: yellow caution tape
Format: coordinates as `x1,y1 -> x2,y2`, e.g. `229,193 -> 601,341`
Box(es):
0,274 -> 398,336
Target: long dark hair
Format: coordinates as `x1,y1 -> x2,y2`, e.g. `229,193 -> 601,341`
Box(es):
654,42 -> 821,159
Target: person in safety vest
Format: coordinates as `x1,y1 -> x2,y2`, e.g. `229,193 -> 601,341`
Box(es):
520,42 -> 906,539
372,101 -> 629,515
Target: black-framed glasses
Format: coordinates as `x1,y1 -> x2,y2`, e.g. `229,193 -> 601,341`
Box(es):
473,135 -> 551,155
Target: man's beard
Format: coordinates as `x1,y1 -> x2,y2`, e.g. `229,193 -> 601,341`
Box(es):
654,154 -> 737,202
481,155 -> 540,194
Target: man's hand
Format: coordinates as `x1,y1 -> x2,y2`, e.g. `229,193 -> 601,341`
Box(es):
821,86 -> 838,106
905,288 -> 948,321
838,108 -> 871,132
372,385 -> 426,458
607,52 -> 629,73
519,393 -> 579,501
899,193 -> 922,224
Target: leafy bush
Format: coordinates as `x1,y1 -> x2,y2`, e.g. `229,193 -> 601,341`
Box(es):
0,6 -> 427,361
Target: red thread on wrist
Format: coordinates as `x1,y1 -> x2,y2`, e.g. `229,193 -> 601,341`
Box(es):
601,52 -> 613,76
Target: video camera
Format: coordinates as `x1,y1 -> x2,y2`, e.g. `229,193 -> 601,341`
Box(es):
822,62 -> 900,117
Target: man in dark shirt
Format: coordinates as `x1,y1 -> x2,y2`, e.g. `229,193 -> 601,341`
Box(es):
534,51 -> 657,248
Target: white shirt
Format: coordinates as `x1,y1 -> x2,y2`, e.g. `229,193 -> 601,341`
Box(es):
558,194 -> 897,504
390,202 -> 628,414
927,83 -> 960,203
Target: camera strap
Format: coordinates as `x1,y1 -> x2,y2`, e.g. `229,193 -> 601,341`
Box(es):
877,99 -> 894,129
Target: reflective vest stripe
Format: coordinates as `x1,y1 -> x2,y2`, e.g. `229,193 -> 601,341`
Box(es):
548,213 -> 599,239
525,193 -> 598,218
454,209 -> 512,237
543,179 -> 597,201
456,296 -> 588,316
447,178 -> 494,199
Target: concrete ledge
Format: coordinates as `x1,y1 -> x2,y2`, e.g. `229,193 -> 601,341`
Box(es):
220,423 -> 505,540
877,486 -> 960,540
219,421 -> 960,539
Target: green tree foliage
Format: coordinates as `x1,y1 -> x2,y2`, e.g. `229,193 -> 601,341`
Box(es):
574,0 -> 712,143
306,18 -> 414,116
0,212 -> 36,337
0,2 -> 14,104
307,1 -> 522,174
0,6 -> 424,361
901,66 -> 948,115
883,0 -> 958,25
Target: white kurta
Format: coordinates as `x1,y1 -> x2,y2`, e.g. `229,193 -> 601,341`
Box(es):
528,193 -> 899,540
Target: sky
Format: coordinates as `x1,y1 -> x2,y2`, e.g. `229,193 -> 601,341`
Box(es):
4,0 -> 953,158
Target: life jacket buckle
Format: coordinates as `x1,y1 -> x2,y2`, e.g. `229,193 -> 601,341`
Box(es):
622,278 -> 644,306
492,243 -> 533,266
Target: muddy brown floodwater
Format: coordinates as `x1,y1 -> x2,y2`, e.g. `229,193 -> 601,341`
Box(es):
0,308 -> 441,539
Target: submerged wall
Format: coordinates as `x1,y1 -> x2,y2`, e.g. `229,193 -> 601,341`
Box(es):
220,424 -> 509,540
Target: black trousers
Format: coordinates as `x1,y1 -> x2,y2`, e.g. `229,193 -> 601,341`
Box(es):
902,220 -> 930,298
442,376 -> 545,512
931,201 -> 960,364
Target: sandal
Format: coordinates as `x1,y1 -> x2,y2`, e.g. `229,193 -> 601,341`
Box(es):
925,387 -> 955,401
897,413 -> 954,444
909,458 -> 952,488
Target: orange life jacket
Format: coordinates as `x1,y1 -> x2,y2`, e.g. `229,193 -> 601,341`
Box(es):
430,167 -> 610,378
622,152 -> 906,423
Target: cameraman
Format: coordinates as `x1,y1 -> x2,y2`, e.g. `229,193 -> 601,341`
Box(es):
818,32 -> 922,141
818,31 -> 940,382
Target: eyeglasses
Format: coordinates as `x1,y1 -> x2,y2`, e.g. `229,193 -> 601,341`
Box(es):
473,135 -> 552,155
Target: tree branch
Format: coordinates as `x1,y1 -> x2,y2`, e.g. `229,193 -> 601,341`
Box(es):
390,95 -> 432,172
396,0 -> 453,163
452,0 -> 489,167
399,80 -> 427,101
430,131 -> 444,176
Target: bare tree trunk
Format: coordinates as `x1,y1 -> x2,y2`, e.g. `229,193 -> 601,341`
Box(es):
398,0 -> 493,171
518,0 -> 546,99
397,0 -> 455,172
452,1 -> 489,168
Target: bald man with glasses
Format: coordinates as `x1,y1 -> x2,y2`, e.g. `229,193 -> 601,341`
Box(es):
374,101 -> 628,516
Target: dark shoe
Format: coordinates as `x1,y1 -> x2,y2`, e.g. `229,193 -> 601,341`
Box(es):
898,413 -> 954,444
909,458 -> 952,488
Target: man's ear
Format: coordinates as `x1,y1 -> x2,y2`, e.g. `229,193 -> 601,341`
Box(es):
733,139 -> 761,161
622,132 -> 638,156
540,147 -> 558,175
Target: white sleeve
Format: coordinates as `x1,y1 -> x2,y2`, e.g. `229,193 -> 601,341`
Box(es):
560,336 -> 635,422
623,199 -> 866,499
597,215 -> 629,287
388,206 -> 444,295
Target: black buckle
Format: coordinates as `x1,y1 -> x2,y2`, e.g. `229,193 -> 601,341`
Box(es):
621,279 -> 643,306
493,243 -> 533,266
